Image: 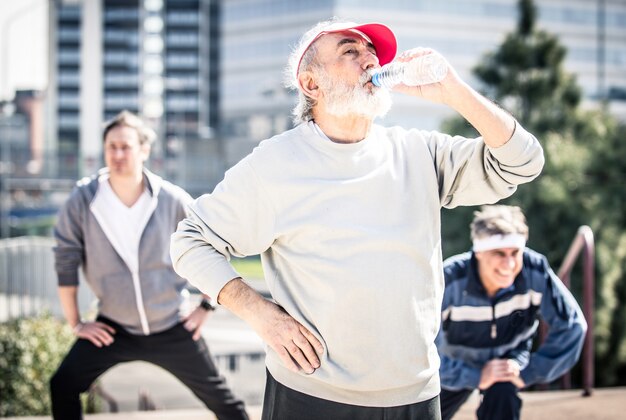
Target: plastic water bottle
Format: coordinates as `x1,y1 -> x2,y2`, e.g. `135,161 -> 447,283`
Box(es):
371,53 -> 448,89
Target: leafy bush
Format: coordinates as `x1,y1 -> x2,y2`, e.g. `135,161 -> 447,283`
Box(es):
0,314 -> 74,416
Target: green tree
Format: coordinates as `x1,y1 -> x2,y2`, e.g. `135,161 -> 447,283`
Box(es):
441,0 -> 626,386
583,117 -> 626,385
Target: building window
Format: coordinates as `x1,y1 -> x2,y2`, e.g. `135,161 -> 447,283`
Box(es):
58,50 -> 80,65
104,73 -> 139,87
167,11 -> 199,26
166,54 -> 198,69
166,32 -> 199,47
104,8 -> 140,22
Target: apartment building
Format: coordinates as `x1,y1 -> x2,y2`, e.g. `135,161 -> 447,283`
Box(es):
48,0 -> 220,195
221,0 -> 626,165
48,0 -> 626,187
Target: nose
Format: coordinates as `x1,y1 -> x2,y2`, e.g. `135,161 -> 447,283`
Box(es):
361,49 -> 379,71
503,256 -> 516,269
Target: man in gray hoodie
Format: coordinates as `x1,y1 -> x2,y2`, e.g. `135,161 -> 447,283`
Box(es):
49,111 -> 248,420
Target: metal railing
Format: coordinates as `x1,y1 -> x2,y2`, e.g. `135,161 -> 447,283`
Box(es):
0,236 -> 266,411
0,236 -> 59,320
0,236 -> 95,321
556,225 -> 595,397
537,226 -> 595,396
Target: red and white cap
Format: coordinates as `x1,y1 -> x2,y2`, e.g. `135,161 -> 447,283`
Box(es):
292,21 -> 397,81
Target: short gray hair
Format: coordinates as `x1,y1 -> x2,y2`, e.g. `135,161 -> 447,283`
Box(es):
284,18 -> 352,125
470,205 -> 529,241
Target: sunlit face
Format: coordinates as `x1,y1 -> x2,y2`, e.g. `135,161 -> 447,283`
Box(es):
104,125 -> 150,179
311,32 -> 392,118
475,247 -> 524,297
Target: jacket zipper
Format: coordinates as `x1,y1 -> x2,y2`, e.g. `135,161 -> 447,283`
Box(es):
131,270 -> 151,335
491,303 -> 497,339
90,186 -> 158,336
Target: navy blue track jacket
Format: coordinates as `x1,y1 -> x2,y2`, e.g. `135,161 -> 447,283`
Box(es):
437,248 -> 587,390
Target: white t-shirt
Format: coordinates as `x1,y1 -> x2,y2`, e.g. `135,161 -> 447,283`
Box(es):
91,176 -> 152,273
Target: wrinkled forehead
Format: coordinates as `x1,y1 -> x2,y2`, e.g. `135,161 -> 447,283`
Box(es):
313,29 -> 375,53
336,28 -> 373,45
299,30 -> 375,75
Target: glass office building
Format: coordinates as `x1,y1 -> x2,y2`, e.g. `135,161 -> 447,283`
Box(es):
50,0 -> 626,186
49,0 -> 221,194
220,0 -> 626,166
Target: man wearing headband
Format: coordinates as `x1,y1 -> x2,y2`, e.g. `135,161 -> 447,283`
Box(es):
172,18 -> 544,419
437,205 -> 586,420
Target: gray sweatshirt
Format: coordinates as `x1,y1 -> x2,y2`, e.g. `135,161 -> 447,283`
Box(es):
170,122 -> 544,406
54,168 -> 192,335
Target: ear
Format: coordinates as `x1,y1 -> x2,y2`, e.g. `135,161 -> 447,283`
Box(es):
298,70 -> 320,100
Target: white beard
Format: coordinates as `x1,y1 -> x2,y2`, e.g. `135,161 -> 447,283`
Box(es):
317,69 -> 392,119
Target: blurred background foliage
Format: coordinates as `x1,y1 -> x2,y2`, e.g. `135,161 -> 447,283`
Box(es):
0,314 -> 74,416
441,0 -> 626,386
231,255 -> 265,280
0,313 -> 102,416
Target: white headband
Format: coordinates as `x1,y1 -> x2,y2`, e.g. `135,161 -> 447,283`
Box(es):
473,234 -> 526,252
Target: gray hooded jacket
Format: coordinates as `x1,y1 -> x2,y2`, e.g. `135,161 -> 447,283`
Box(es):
54,168 -> 192,335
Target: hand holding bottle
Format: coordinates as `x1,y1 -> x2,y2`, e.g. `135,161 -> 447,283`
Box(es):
375,47 -> 464,104
372,48 -> 448,89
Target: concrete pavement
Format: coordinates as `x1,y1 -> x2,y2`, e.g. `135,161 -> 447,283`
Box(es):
88,387 -> 626,420
454,387 -> 626,420
6,388 -> 626,419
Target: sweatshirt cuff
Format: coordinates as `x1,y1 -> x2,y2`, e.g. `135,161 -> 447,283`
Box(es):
57,271 -> 80,286
181,258 -> 242,304
520,367 -> 535,387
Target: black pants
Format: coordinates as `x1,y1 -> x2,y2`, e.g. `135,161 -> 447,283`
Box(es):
50,316 -> 248,420
262,369 -> 441,420
440,383 -> 521,420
